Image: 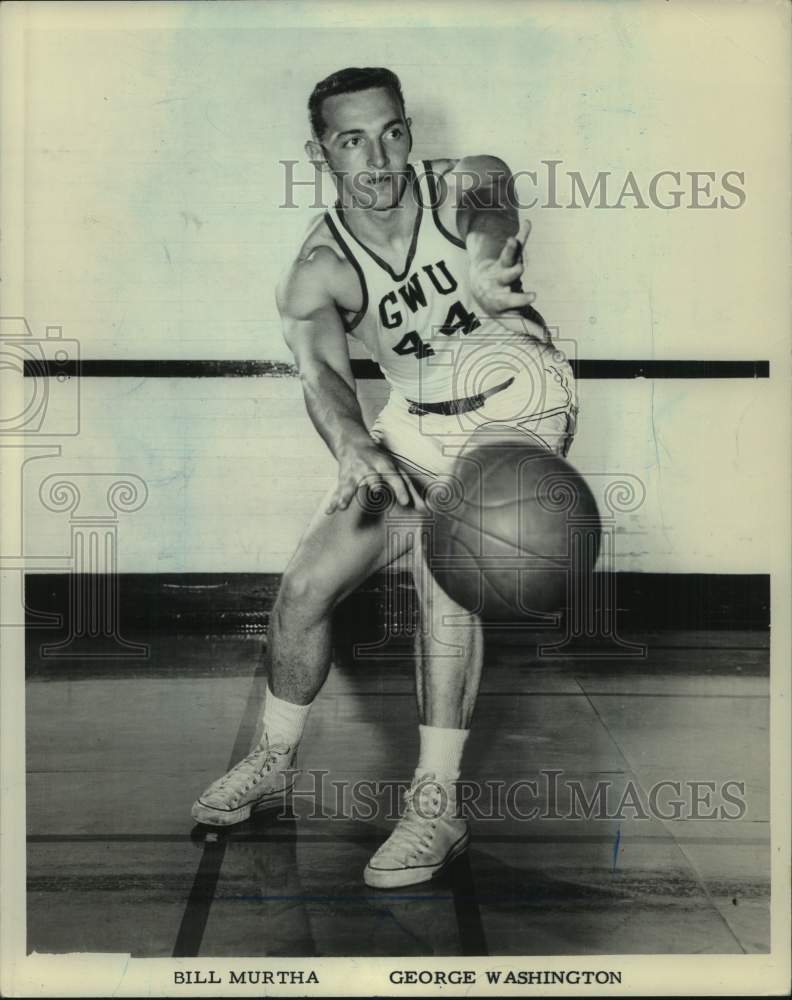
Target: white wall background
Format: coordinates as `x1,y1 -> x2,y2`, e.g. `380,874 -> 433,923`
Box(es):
13,0 -> 791,574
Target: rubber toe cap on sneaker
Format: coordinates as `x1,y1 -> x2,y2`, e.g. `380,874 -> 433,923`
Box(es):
363,862 -> 434,889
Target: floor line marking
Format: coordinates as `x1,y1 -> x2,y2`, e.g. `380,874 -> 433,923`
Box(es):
326,691 -> 769,699
450,852 -> 489,955
576,680 -> 749,954
28,832 -> 769,846
172,664 -> 267,957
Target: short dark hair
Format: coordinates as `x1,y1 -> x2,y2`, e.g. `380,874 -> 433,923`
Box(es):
308,67 -> 406,139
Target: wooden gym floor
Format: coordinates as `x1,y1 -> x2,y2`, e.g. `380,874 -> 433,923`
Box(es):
25,597 -> 769,958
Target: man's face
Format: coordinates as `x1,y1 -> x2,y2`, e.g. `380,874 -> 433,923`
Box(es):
315,87 -> 412,211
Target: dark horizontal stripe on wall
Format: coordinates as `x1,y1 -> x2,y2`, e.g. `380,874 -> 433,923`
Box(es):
26,359 -> 770,380
573,359 -> 769,380
351,359 -> 771,381
26,359 -> 297,379
24,571 -> 769,649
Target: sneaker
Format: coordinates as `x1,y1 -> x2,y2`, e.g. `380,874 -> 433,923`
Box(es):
363,773 -> 470,889
191,738 -> 296,827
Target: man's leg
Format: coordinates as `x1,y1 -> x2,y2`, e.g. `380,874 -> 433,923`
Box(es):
192,484 -> 421,826
363,502 -> 482,889
412,528 -> 484,729
267,488 -> 409,705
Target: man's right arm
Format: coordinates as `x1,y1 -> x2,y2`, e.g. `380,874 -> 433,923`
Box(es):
276,251 -> 416,514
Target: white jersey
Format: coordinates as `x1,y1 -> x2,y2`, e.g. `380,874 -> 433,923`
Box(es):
325,160 -> 549,405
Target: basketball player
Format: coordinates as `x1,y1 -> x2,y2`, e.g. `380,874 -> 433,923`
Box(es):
192,67 -> 577,888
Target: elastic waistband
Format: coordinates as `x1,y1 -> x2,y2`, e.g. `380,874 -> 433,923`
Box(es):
405,376 -> 515,417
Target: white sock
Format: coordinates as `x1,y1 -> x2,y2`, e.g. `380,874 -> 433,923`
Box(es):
415,724 -> 469,781
262,687 -> 312,753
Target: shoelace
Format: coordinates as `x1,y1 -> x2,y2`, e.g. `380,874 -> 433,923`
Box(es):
383,776 -> 448,861
215,739 -> 291,794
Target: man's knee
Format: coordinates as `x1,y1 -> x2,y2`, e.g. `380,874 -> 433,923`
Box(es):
275,559 -> 351,621
415,566 -> 480,623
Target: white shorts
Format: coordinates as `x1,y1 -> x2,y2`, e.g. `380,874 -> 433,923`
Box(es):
369,345 -> 578,479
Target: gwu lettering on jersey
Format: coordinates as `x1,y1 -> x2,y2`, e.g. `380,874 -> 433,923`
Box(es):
379,261 -> 458,328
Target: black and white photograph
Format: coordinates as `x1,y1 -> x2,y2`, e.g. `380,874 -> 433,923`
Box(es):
0,1 -> 789,996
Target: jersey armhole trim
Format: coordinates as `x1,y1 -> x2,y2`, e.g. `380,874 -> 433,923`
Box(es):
324,212 -> 369,333
422,159 -> 466,250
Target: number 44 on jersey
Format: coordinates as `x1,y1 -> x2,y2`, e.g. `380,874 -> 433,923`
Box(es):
392,300 -> 481,359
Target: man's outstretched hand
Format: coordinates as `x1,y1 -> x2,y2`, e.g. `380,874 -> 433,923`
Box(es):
469,218 -> 535,328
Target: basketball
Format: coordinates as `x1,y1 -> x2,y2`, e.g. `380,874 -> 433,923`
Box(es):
429,430 -> 601,621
